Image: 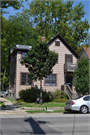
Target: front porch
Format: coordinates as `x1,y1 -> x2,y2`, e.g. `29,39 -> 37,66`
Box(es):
61,62 -> 79,100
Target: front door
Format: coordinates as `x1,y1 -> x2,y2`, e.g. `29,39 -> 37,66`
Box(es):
65,75 -> 73,88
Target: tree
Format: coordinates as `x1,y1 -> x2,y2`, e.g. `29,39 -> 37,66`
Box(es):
20,42 -> 58,104
22,0 -> 89,50
1,14 -> 37,90
73,57 -> 89,95
1,0 -> 24,14
1,0 -> 30,90
77,44 -> 89,55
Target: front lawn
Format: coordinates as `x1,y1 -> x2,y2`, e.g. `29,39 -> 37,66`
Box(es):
26,109 -> 65,113
16,101 -> 65,108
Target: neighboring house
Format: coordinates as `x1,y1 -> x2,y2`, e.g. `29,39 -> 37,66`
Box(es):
9,33 -> 79,99
80,47 -> 90,59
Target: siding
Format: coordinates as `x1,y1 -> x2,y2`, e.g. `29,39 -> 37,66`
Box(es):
10,38 -> 78,98
16,51 -> 32,97
34,38 -> 77,92
9,55 -> 16,93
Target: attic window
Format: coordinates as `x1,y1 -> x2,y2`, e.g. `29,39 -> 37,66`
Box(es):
55,41 -> 60,46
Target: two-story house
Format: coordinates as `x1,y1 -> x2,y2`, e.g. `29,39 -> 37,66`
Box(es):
9,33 -> 79,99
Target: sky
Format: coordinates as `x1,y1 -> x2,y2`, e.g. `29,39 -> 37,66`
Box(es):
3,0 -> 90,23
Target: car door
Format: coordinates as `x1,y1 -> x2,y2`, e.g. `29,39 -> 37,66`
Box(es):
83,96 -> 90,111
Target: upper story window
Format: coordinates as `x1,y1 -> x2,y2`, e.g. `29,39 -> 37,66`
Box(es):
55,41 -> 60,46
65,54 -> 73,65
22,52 -> 27,59
21,73 -> 32,85
45,74 -> 56,86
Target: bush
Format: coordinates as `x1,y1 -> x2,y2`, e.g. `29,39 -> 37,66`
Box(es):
53,98 -> 68,102
19,88 -> 68,103
19,87 -> 52,103
52,89 -> 68,100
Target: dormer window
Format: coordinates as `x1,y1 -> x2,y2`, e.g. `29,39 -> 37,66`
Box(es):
55,41 -> 60,46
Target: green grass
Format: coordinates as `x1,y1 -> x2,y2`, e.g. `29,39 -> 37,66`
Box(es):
26,109 -> 65,113
5,97 -> 15,103
19,102 -> 65,108
0,101 -> 6,108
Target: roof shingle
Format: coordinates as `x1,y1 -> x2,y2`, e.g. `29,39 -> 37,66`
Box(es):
83,47 -> 90,59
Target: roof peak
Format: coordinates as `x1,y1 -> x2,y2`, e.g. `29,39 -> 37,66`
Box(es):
48,33 -> 79,58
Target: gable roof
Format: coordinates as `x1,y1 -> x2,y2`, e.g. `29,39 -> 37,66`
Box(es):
83,47 -> 90,59
48,33 -> 80,58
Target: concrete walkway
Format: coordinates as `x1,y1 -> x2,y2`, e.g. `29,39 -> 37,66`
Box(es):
0,97 -> 27,115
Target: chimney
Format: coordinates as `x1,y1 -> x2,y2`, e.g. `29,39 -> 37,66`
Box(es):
41,37 -> 45,42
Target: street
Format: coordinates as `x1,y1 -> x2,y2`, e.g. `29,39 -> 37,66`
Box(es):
0,113 -> 90,135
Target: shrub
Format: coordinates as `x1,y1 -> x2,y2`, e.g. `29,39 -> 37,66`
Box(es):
53,98 -> 68,102
19,88 -> 68,103
19,87 -> 52,103
52,90 -> 67,99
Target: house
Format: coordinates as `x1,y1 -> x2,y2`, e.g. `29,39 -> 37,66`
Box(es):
9,34 -> 79,99
80,47 -> 90,59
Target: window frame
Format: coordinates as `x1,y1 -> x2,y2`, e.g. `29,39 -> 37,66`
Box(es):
20,73 -> 33,85
55,41 -> 60,46
21,51 -> 28,59
45,74 -> 57,86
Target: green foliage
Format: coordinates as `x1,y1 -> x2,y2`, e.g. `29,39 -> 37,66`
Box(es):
0,102 -> 6,108
21,42 -> 58,80
1,0 -> 89,90
19,88 -> 68,103
53,98 -> 68,103
1,72 -> 9,91
74,57 -> 89,95
1,0 -> 24,14
1,13 -> 37,90
19,87 -> 52,103
23,0 -> 89,50
52,90 -> 68,101
77,44 -> 89,55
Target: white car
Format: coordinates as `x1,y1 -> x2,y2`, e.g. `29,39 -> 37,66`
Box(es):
5,90 -> 9,95
64,95 -> 90,114
0,91 -> 6,97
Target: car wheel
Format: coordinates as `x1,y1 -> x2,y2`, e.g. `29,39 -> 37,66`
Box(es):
80,105 -> 88,114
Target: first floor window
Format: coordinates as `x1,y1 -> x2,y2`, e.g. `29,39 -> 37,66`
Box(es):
21,73 -> 32,85
45,74 -> 56,86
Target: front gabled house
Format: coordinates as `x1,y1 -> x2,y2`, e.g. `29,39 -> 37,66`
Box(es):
9,33 -> 79,99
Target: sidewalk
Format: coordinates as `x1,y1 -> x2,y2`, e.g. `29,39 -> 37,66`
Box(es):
0,97 -> 28,114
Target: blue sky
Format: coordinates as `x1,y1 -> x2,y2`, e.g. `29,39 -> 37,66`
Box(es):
3,0 -> 90,23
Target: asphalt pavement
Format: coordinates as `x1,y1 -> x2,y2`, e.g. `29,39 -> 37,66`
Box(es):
0,113 -> 90,135
0,98 -> 90,135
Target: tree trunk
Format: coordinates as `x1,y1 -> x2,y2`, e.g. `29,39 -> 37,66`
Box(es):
40,79 -> 43,104
40,79 -> 42,99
